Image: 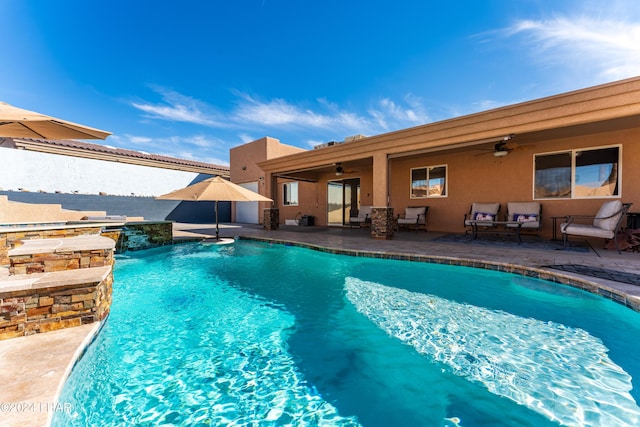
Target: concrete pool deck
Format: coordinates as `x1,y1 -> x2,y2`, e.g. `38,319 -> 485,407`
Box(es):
2,221 -> 639,426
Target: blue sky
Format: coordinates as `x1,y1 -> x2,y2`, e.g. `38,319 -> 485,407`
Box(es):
1,0 -> 639,166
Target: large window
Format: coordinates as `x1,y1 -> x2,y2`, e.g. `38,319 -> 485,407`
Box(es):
534,146 -> 620,199
283,182 -> 298,206
411,165 -> 447,198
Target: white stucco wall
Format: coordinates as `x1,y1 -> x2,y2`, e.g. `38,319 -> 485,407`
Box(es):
0,148 -> 206,197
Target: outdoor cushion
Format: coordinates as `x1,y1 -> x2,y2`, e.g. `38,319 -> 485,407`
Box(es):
350,205 -> 372,223
473,212 -> 496,221
465,203 -> 500,226
398,206 -> 426,224
506,202 -> 541,229
593,200 -> 623,231
561,223 -> 615,239
512,213 -> 538,222
472,203 -> 500,215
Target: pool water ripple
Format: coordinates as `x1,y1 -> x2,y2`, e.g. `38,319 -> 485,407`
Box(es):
345,277 -> 640,426
53,242 -> 640,426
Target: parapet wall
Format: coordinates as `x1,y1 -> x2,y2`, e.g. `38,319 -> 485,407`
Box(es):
0,195 -> 106,223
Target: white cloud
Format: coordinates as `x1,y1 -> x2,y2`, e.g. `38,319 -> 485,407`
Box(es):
504,15 -> 640,81
369,95 -> 431,131
132,88 -> 223,126
183,135 -> 221,149
238,133 -> 255,143
233,95 -> 325,127
131,88 -> 433,142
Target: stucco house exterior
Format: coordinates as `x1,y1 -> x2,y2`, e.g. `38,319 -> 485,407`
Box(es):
230,77 -> 640,239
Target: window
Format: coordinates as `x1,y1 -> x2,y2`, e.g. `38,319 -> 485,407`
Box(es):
283,182 -> 299,206
534,146 -> 620,199
411,165 -> 447,198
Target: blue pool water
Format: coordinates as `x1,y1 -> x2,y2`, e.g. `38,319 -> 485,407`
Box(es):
53,241 -> 640,426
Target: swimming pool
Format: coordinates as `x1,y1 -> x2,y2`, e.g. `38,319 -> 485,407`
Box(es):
53,241 -> 640,426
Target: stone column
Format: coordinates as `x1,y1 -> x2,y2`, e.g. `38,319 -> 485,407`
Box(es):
370,206 -> 394,240
263,208 -> 279,230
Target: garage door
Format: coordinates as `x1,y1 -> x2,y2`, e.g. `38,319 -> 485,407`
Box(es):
235,181 -> 259,224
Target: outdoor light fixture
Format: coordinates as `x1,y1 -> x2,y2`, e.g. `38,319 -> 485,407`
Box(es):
335,164 -> 344,176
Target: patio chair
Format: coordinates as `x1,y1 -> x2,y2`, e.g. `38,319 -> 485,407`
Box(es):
561,201 -> 632,253
397,206 -> 428,232
463,202 -> 500,234
349,205 -> 372,228
505,202 -> 542,235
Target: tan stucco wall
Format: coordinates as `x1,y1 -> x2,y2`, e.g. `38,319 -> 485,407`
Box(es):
388,127 -> 640,237
258,126 -> 639,235
230,136 -> 306,185
230,137 -> 306,222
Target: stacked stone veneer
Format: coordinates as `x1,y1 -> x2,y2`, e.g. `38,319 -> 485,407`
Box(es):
0,221 -> 174,264
0,225 -> 102,266
9,243 -> 113,275
370,207 -> 395,240
0,267 -> 113,340
115,221 -> 173,252
263,208 -> 279,230
0,235 -> 115,340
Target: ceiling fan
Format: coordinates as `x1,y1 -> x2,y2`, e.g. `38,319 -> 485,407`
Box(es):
334,162 -> 356,176
475,134 -> 518,157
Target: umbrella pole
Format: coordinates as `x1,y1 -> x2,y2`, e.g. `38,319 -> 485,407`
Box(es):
215,200 -> 219,240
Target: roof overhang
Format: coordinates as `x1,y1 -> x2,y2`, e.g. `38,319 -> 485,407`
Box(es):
258,76 -> 640,175
9,138 -> 230,177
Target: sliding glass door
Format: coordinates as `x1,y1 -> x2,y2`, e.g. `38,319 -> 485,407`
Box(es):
327,178 -> 360,226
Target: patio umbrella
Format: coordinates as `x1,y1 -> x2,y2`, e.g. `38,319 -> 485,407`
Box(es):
157,176 -> 273,240
0,101 -> 111,139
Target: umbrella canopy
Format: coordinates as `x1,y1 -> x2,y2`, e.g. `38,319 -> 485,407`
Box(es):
157,176 -> 273,240
0,101 -> 111,140
157,176 -> 273,202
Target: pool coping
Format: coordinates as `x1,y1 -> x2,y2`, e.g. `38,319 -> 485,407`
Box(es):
239,235 -> 640,312
0,322 -> 102,427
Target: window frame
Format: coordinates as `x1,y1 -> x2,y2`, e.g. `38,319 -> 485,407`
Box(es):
409,164 -> 448,199
532,144 -> 622,200
283,181 -> 299,206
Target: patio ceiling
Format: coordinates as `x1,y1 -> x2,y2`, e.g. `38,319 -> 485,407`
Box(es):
274,157 -> 374,182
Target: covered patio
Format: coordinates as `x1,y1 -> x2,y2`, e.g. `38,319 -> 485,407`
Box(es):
241,77 -> 640,241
